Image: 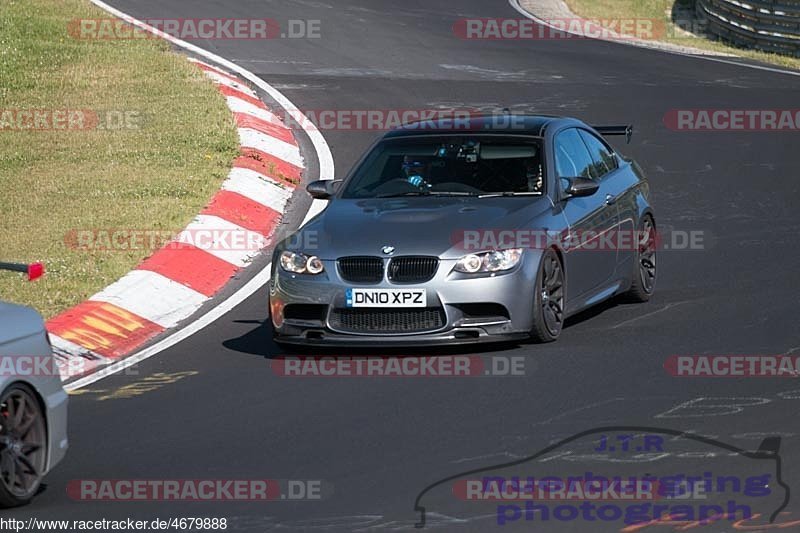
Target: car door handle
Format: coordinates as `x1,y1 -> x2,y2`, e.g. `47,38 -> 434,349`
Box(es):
605,194 -> 617,206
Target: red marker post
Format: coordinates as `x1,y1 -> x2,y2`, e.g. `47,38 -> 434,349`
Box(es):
0,261 -> 45,281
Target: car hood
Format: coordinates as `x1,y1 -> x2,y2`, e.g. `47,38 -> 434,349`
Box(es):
296,196 -> 554,259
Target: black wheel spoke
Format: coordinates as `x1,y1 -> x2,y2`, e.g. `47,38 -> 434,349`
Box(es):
22,443 -> 41,455
547,269 -> 561,290
543,257 -> 554,283
0,387 -> 46,499
16,454 -> 37,478
5,453 -> 16,487
12,396 -> 25,429
17,416 -> 35,439
0,451 -> 11,480
3,401 -> 15,432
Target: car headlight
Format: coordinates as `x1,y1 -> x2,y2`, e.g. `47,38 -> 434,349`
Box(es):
280,251 -> 325,275
454,249 -> 523,273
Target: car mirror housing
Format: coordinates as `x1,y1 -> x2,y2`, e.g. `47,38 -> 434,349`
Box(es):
306,180 -> 334,199
564,177 -> 599,198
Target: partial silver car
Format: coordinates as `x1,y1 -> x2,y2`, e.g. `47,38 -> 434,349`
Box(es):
0,262 -> 68,507
270,115 -> 656,346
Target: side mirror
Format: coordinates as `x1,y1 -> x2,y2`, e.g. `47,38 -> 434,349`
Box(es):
306,180 -> 334,200
564,177 -> 599,198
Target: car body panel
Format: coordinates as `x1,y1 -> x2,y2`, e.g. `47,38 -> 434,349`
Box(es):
295,196 -> 556,260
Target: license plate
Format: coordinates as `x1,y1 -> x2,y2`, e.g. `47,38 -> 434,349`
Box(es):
345,288 -> 426,308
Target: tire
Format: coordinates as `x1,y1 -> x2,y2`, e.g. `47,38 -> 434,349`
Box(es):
0,383 -> 47,508
529,248 -> 565,343
625,215 -> 657,303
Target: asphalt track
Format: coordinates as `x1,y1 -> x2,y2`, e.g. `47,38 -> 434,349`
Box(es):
8,1 -> 800,531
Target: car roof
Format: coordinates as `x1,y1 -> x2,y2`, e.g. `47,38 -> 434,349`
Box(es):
382,114 -> 584,139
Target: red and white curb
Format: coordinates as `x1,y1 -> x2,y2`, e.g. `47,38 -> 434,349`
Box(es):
47,59 -> 304,382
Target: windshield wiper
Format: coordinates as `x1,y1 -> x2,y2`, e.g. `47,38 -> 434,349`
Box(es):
477,191 -> 542,198
376,191 -> 477,198
376,191 -> 430,198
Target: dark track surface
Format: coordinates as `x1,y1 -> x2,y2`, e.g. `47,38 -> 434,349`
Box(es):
8,1 -> 800,531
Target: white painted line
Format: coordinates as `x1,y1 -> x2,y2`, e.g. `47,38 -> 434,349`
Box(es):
90,270 -> 208,328
178,214 -> 268,266
186,57 -> 235,77
683,55 -> 800,77
508,0 -> 800,78
238,127 -> 304,167
222,167 -> 293,213
202,70 -> 258,98
72,0 -> 335,390
225,96 -> 284,124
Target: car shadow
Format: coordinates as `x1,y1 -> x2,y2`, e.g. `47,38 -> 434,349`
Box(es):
222,319 -> 526,360
224,293 -> 638,359
563,297 -> 620,328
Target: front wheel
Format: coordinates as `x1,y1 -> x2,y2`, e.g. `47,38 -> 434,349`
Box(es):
529,249 -> 565,343
624,215 -> 657,302
0,383 -> 47,508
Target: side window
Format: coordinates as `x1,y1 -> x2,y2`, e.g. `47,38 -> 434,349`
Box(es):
554,128 -> 597,180
578,129 -> 618,178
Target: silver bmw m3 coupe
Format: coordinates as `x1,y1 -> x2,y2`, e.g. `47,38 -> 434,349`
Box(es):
269,115 -> 656,346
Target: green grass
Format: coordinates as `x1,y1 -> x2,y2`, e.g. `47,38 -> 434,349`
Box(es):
564,0 -> 800,70
0,0 -> 238,318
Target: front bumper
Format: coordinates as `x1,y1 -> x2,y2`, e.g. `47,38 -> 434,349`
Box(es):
269,255 -> 539,347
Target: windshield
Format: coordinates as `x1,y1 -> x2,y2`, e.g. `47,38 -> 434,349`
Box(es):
341,137 -> 544,199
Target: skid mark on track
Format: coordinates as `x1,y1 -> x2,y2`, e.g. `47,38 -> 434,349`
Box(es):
449,451 -> 526,464
610,300 -> 693,329
69,371 -> 198,401
533,397 -> 627,426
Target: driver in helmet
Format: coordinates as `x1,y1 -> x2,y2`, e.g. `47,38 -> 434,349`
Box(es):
402,157 -> 430,189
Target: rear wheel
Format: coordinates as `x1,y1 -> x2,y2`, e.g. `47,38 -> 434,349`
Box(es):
0,383 -> 46,508
529,249 -> 565,343
625,215 -> 657,302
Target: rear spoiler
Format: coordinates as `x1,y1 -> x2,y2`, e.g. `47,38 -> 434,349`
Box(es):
593,124 -> 633,144
0,261 -> 44,281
